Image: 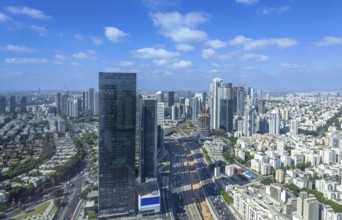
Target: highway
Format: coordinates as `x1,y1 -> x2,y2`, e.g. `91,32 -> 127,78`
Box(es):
186,141 -> 236,220
168,139 -> 202,220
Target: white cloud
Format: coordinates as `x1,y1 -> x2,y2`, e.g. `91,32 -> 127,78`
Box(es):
72,52 -> 96,59
141,0 -> 180,10
151,11 -> 209,42
3,44 -> 38,53
133,47 -> 179,60
70,62 -> 80,66
90,36 -> 103,45
241,53 -> 269,62
281,62 -> 306,71
207,39 -> 226,49
104,26 -> 129,43
168,60 -> 192,69
258,6 -> 291,15
314,36 -> 342,47
0,12 -> 10,22
168,27 -> 207,42
30,25 -> 47,36
74,33 -> 85,41
175,44 -> 194,52
87,50 -> 97,54
211,63 -> 220,67
229,35 -> 297,50
54,54 -> 67,61
235,0 -> 258,5
202,48 -> 216,59
5,57 -> 48,64
119,61 -> 134,67
6,6 -> 50,19
209,68 -> 219,74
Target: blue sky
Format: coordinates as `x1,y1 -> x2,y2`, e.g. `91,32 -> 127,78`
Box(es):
0,0 -> 342,92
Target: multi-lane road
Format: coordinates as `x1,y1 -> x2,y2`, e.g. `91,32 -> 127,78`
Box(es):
165,137 -> 237,220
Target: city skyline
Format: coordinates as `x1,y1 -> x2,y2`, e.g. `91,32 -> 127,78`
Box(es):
1,0 -> 342,91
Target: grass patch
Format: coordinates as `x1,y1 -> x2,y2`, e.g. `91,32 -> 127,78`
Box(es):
48,206 -> 58,218
221,191 -> 233,205
14,200 -> 51,220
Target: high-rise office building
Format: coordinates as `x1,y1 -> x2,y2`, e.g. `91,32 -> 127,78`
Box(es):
156,91 -> 164,103
171,104 -> 179,120
85,90 -> 89,115
191,97 -> 199,124
234,87 -> 246,116
168,91 -> 174,107
55,93 -> 61,113
82,91 -> 86,113
0,96 -> 5,114
61,93 -> 68,114
94,92 -> 99,116
98,72 -> 136,218
243,105 -> 256,136
138,99 -> 157,182
157,102 -> 164,150
210,78 -> 234,131
269,110 -> 280,135
296,192 -> 319,220
290,119 -> 298,135
88,88 -> 95,117
198,111 -> 210,137
219,99 -> 233,132
20,96 -> 27,113
210,78 -> 223,129
258,100 -> 266,114
195,92 -> 207,109
9,96 -> 16,113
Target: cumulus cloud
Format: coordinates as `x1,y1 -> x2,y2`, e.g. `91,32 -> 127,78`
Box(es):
314,36 -> 342,47
104,26 -> 129,43
151,11 -> 209,42
228,35 -> 297,50
141,0 -> 180,10
119,61 -> 134,67
168,60 -> 192,69
90,36 -> 103,45
241,53 -> 269,62
202,48 -> 216,59
5,57 -> 48,64
72,52 -> 96,59
3,44 -> 38,53
207,39 -> 226,49
30,25 -> 47,36
6,6 -> 50,19
235,0 -> 258,5
0,12 -> 11,22
258,6 -> 291,15
175,44 -> 194,52
281,62 -> 306,71
73,33 -> 85,41
54,54 -> 67,61
133,47 -> 179,60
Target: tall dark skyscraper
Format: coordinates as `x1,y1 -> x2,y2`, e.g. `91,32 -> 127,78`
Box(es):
98,72 -> 136,218
88,88 -> 95,117
168,91 -> 174,107
20,96 -> 27,113
219,99 -> 233,132
55,93 -> 61,113
82,91 -> 86,113
61,93 -> 68,115
137,99 -> 157,183
9,96 -> 16,113
0,96 -> 5,114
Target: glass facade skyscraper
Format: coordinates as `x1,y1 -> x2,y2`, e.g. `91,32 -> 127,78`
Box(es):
98,72 -> 136,218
